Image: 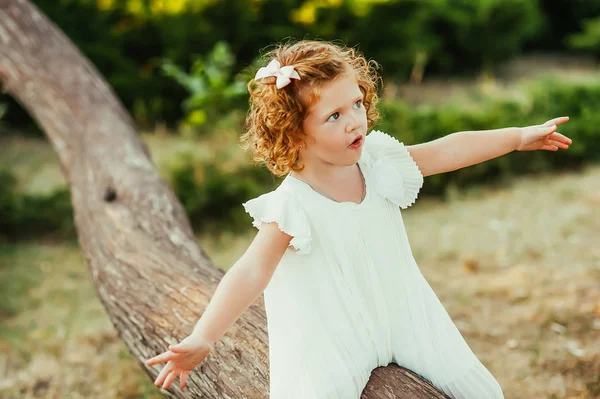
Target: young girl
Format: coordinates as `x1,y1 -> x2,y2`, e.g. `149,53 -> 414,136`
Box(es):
145,40 -> 571,398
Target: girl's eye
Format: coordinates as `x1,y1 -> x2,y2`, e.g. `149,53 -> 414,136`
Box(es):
327,112 -> 340,122
326,100 -> 362,122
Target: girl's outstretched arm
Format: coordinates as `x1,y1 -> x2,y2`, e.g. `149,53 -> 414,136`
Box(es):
406,116 -> 571,177
145,221 -> 293,390
189,221 -> 293,342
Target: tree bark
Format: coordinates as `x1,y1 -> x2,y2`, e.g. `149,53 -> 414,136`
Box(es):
0,1 -> 450,398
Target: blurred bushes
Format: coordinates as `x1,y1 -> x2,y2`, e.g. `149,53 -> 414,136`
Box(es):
2,76 -> 596,240
0,170 -> 75,241
169,155 -> 276,234
5,0 -> 600,130
160,41 -> 255,136
568,16 -> 600,56
378,79 -> 593,195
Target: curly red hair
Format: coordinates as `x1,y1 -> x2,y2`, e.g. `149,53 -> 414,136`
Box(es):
239,39 -> 382,177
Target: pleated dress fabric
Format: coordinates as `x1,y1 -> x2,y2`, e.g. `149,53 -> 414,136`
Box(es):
242,130 -> 505,399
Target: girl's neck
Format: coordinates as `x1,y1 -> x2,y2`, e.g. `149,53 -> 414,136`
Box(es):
290,162 -> 357,186
290,162 -> 365,204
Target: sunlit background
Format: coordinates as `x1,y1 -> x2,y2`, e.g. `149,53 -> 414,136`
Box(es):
0,0 -> 599,398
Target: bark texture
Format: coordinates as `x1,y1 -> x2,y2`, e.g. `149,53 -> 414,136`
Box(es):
0,1 -> 450,397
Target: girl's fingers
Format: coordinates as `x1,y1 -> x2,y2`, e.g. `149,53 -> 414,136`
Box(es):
154,361 -> 174,386
549,132 -> 572,144
547,139 -> 569,149
146,351 -> 176,366
542,144 -> 559,151
543,116 -> 569,127
180,370 -> 190,388
162,369 -> 179,390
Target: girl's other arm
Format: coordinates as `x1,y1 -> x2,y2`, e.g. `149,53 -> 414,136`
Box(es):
190,221 -> 292,343
406,116 -> 571,177
145,222 -> 292,390
406,127 -> 520,177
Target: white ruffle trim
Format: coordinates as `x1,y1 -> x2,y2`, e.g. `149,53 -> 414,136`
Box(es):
242,189 -> 312,255
366,130 -> 424,209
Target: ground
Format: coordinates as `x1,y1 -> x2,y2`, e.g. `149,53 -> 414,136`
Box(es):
1,152 -> 598,398
1,54 -> 599,398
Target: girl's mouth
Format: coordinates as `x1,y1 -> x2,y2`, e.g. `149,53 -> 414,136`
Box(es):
349,136 -> 363,148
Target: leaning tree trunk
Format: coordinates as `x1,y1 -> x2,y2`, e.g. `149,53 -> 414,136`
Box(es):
0,1 -> 450,397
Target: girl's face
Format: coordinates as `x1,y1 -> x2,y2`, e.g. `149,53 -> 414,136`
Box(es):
298,72 -> 367,171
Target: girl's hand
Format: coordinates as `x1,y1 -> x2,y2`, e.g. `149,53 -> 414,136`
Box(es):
145,334 -> 214,390
516,116 -> 572,152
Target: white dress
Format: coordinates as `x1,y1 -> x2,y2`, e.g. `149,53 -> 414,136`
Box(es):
242,130 -> 505,399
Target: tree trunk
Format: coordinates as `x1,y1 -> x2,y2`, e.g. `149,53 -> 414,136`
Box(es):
0,1 -> 450,397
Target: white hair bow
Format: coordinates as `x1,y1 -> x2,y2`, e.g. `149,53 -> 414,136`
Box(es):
254,59 -> 301,89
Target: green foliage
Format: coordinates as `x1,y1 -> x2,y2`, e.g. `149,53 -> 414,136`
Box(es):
532,0 -> 600,50
0,169 -> 75,241
432,0 -> 544,73
160,41 -> 252,135
568,16 -> 600,54
13,0 -> 582,129
529,78 -> 600,157
166,151 -> 276,234
3,77 -> 600,240
376,77 -> 597,196
340,0 -> 442,79
295,0 -> 543,77
24,0 -> 190,129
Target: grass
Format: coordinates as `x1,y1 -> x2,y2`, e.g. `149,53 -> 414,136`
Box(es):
0,219 -> 254,398
0,240 -> 166,398
403,164 -> 600,399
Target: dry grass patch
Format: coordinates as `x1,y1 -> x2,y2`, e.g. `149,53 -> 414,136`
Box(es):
404,163 -> 600,399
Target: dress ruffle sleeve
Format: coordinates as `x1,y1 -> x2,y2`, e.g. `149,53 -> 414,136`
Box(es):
242,188 -> 312,255
365,130 -> 424,209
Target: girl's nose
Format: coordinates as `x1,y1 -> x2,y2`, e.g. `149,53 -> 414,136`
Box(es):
346,114 -> 360,132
